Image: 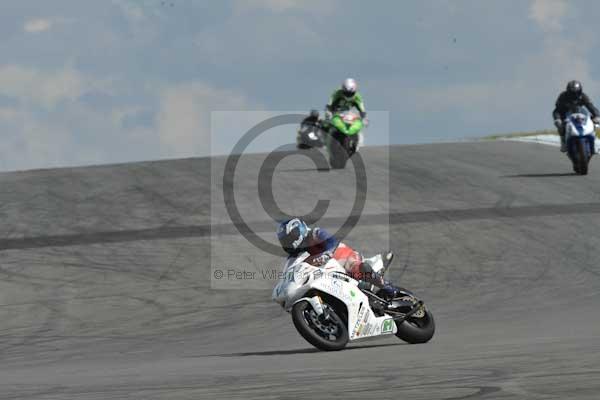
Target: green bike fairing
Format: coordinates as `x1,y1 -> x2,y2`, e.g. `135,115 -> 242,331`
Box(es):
330,114 -> 363,136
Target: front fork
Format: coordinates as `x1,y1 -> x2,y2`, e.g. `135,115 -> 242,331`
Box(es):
305,295 -> 324,315
296,295 -> 331,321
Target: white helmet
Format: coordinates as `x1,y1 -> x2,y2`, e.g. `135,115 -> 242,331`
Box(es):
342,78 -> 357,97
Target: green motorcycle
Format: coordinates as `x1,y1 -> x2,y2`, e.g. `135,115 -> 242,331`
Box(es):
326,111 -> 364,169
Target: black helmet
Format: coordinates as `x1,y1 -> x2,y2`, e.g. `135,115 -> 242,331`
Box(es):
277,218 -> 309,254
309,109 -> 319,119
566,80 -> 583,96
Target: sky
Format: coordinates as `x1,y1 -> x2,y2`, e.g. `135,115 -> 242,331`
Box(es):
1,0 -> 600,171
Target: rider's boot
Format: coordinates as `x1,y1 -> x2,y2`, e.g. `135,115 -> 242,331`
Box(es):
376,282 -> 399,300
357,251 -> 398,300
357,269 -> 398,300
560,134 -> 567,153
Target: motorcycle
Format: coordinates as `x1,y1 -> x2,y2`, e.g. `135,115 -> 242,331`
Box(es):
564,107 -> 598,175
272,251 -> 435,351
296,120 -> 326,150
325,110 -> 365,169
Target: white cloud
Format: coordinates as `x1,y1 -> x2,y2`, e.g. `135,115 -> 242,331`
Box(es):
196,3 -> 326,68
0,62 -> 265,171
157,82 -> 258,158
0,105 -> 87,172
112,0 -> 146,21
0,65 -> 112,109
405,41 -> 594,130
233,0 -> 336,15
0,107 -> 18,120
23,18 -> 53,33
527,0 -> 597,91
0,64 -> 140,171
529,0 -> 567,33
0,99 -> 159,172
235,0 -> 303,13
381,0 -> 595,135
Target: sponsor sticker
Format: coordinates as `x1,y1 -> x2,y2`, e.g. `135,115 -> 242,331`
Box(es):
382,318 -> 394,333
352,306 -> 367,337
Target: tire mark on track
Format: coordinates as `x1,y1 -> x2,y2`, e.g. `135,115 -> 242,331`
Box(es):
444,386 -> 502,400
3,202 -> 600,251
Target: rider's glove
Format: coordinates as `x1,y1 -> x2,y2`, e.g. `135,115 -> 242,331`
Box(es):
325,110 -> 333,120
593,117 -> 600,125
554,119 -> 563,128
362,117 -> 369,127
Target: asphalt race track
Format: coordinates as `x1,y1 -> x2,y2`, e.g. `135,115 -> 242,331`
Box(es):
1,141 -> 600,399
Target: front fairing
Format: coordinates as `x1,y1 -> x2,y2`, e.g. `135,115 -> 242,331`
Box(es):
330,115 -> 363,136
272,255 -> 350,310
566,113 -> 595,138
271,253 -> 310,307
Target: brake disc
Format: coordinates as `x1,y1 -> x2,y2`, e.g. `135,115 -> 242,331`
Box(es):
398,296 -> 426,318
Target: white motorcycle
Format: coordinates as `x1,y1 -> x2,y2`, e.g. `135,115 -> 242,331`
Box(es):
564,107 -> 598,175
272,252 -> 435,351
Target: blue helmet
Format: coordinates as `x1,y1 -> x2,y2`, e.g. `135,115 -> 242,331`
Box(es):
277,218 -> 309,254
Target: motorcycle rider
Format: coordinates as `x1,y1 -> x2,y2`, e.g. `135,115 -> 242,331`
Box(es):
276,218 -> 397,299
325,78 -> 367,123
297,109 -> 324,149
300,109 -> 320,127
553,80 -> 600,152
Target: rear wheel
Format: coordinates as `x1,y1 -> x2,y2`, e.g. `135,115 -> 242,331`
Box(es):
291,300 -> 349,351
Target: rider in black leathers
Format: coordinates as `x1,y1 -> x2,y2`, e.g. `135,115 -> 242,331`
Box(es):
301,109 -> 320,127
297,110 -> 323,149
553,80 -> 600,152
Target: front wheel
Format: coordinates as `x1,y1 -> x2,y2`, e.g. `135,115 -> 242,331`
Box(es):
291,300 -> 349,351
570,138 -> 592,175
328,134 -> 349,169
328,132 -> 357,169
395,309 -> 435,344
577,140 -> 589,175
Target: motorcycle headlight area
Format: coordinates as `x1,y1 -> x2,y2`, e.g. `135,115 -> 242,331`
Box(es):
570,114 -> 587,126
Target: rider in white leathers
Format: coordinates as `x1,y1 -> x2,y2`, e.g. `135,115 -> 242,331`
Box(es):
276,218 -> 396,298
